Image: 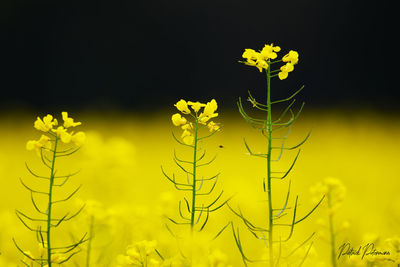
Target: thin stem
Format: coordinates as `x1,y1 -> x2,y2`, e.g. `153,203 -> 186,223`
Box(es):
190,118 -> 199,232
47,136 -> 59,267
86,215 -> 94,267
327,191 -> 337,267
266,63 -> 274,267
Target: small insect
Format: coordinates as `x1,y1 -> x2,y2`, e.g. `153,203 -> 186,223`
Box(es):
218,145 -> 224,148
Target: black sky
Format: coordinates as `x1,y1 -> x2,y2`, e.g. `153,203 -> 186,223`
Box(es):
0,0 -> 392,112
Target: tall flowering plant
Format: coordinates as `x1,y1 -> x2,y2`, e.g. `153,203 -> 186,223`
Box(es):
162,99 -> 228,242
14,112 -> 87,267
229,43 -> 324,266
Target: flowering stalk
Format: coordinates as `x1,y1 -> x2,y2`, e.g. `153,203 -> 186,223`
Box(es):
310,177 -> 347,267
46,135 -> 58,267
190,117 -> 199,232
162,99 -> 229,239
327,191 -> 337,267
14,112 -> 87,267
229,43 -> 324,266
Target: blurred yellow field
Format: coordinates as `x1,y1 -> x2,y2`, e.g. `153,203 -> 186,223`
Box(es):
0,109 -> 399,266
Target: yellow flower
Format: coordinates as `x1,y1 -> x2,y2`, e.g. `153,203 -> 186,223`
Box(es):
174,99 -> 191,114
182,135 -> 194,145
52,126 -> 72,143
34,114 -> 58,132
26,135 -> 52,155
207,121 -> 220,132
242,49 -> 268,72
72,131 -> 86,146
126,247 -> 141,261
242,49 -> 259,64
260,43 -> 281,60
188,101 -> 206,113
181,130 -> 194,145
181,123 -> 193,131
202,99 -> 218,117
282,50 -> 299,65
278,63 -> 294,80
181,130 -> 192,139
62,112 -> 82,128
171,113 -> 187,126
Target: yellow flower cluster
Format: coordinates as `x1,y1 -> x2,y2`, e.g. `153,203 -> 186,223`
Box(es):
241,43 -> 299,80
116,240 -> 160,267
242,43 -> 281,72
26,112 -> 86,155
310,177 -> 346,216
171,99 -> 220,145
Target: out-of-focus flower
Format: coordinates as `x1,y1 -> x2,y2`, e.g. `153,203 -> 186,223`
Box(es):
207,121 -> 220,132
208,249 -> 231,267
310,177 -> 346,216
72,131 -> 86,146
117,240 -> 159,267
181,130 -> 194,145
26,135 -> 51,153
52,126 -> 72,143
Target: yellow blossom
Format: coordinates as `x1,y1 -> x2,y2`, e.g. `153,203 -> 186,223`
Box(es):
52,126 -> 72,143
181,123 -> 193,130
26,135 -> 52,155
203,99 -> 218,116
183,135 -> 194,145
62,111 -> 82,128
242,43 -> 281,72
197,99 -> 219,125
242,49 -> 268,72
242,49 -> 259,64
34,114 -> 58,132
171,113 -> 187,126
207,121 -> 220,132
278,63 -> 294,80
174,99 -> 191,114
282,50 -> 299,65
181,130 -> 192,139
260,43 -> 281,60
72,131 -> 86,146
188,101 -> 206,113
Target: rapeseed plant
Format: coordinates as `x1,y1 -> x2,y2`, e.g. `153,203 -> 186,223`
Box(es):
230,43 -> 324,266
14,112 -> 87,266
310,177 -> 347,267
162,99 -> 229,261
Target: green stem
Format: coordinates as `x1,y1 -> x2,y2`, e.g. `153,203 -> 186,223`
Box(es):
327,192 -> 337,267
266,65 -> 274,267
86,215 -> 95,267
47,136 -> 59,267
190,118 -> 199,233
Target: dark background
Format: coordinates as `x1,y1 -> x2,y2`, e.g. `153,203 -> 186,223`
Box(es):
0,0 -> 392,112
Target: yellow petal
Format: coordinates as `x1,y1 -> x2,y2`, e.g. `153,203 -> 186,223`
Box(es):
72,132 -> 86,146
